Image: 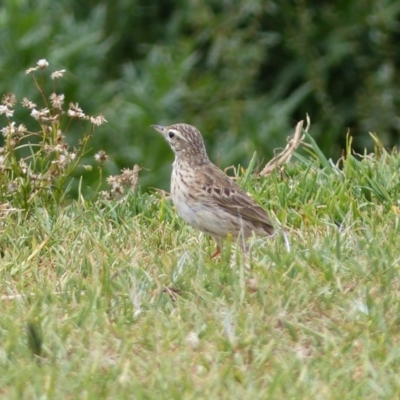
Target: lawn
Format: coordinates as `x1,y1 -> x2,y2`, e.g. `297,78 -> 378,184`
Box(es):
1,130 -> 400,399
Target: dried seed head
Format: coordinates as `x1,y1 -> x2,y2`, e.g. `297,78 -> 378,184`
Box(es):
94,150 -> 108,163
21,98 -> 37,109
0,105 -> 14,118
51,70 -> 66,79
2,93 -> 16,107
31,108 -> 50,121
50,93 -> 65,110
37,59 -> 49,69
67,102 -> 86,119
90,114 -> 107,126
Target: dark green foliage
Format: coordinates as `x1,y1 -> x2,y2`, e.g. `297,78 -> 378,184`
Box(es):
1,0 -> 399,192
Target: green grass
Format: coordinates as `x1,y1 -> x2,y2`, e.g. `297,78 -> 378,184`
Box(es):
1,144 -> 400,399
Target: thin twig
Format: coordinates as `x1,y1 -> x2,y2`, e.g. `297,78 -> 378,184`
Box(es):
259,116 -> 311,176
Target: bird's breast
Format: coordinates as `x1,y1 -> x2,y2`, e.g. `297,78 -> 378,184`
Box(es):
171,166 -> 202,227
170,166 -> 234,238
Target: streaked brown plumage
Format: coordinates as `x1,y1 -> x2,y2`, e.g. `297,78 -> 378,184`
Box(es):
151,123 -> 274,257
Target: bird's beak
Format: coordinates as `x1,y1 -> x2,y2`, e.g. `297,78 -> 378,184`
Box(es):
150,125 -> 165,135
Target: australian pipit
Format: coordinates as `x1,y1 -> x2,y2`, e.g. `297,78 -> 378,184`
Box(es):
151,123 -> 274,257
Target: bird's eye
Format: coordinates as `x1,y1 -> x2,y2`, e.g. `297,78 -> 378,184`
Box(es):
168,131 -> 175,139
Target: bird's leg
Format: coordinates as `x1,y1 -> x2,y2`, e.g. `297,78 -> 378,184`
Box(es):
210,245 -> 221,259
210,238 -> 222,259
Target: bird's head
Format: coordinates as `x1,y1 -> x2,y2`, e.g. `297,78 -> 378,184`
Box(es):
151,123 -> 209,164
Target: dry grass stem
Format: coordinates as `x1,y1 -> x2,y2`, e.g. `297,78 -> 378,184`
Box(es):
259,116 -> 310,176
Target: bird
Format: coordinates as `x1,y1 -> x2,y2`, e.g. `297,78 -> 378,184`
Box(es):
151,123 -> 274,258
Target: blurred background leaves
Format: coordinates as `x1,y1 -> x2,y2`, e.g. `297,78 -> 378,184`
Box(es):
1,0 -> 400,191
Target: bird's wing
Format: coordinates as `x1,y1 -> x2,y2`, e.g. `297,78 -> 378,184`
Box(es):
196,163 -> 274,234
